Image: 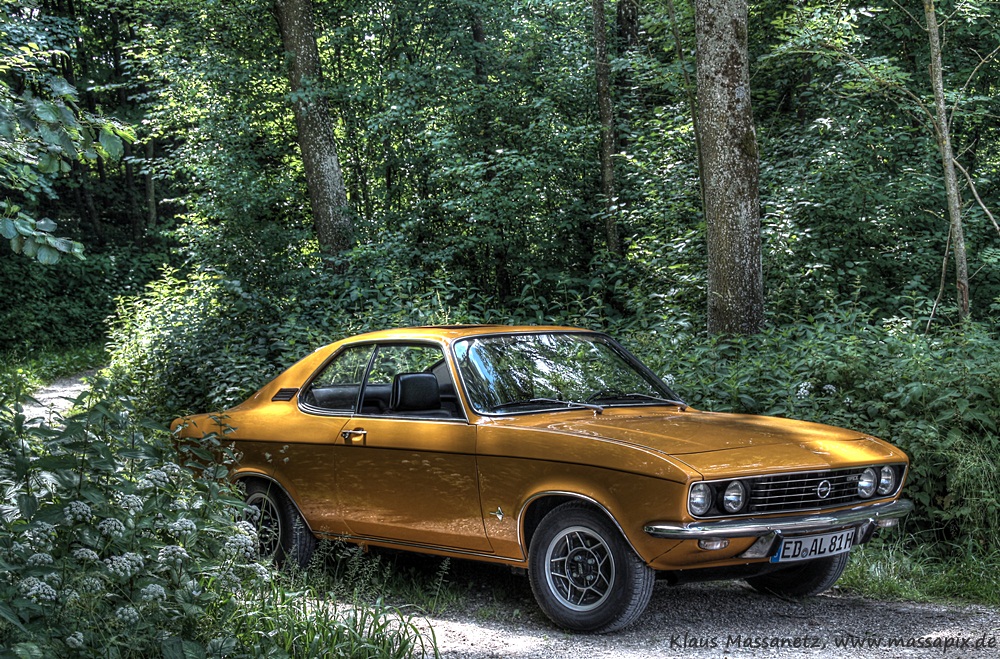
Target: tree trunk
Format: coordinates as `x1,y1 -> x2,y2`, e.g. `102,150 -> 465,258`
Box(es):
695,0 -> 763,335
923,0 -> 970,321
593,0 -> 622,255
145,139 -> 157,229
275,0 -> 352,254
616,0 -> 639,49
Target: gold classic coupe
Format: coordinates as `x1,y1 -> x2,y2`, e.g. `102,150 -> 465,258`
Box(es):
173,326 -> 912,632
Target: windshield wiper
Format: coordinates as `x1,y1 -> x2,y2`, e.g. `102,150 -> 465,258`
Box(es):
489,398 -> 604,414
586,390 -> 688,411
623,393 -> 688,411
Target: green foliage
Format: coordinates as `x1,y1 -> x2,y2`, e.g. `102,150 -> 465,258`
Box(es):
0,244 -> 167,352
1,2 -> 133,263
0,382 -> 434,658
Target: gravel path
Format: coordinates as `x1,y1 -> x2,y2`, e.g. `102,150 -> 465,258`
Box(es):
422,579 -> 1000,658
21,368 -> 100,422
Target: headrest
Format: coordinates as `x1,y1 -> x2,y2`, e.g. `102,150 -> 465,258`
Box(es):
390,373 -> 441,411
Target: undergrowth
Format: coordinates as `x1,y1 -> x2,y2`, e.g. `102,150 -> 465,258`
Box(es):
0,382 -> 436,658
840,534 -> 1000,606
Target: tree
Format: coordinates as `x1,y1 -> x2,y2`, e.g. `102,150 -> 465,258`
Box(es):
923,0 -> 969,321
274,0 -> 352,254
592,0 -> 622,255
694,0 -> 763,334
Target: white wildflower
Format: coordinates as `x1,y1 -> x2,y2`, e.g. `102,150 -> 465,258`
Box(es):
158,545 -> 189,567
161,462 -> 183,476
20,577 -> 58,603
215,568 -> 240,590
234,520 -> 258,538
224,534 -> 257,561
139,583 -> 167,602
822,384 -> 837,395
796,382 -> 813,399
62,589 -> 80,604
115,605 -> 140,625
72,548 -> 100,562
249,562 -> 272,583
140,469 -> 171,489
79,576 -> 105,594
104,552 -> 144,579
98,518 -> 126,538
65,501 -> 93,524
32,522 -> 57,537
662,373 -> 676,387
119,494 -> 144,515
66,631 -> 85,649
168,518 -> 197,534
26,552 -> 54,567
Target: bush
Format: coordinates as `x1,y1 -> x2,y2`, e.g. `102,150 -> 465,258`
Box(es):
0,381 -> 434,658
0,245 -> 169,352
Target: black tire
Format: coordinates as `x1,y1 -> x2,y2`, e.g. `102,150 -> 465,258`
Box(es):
243,480 -> 317,569
745,551 -> 850,597
528,502 -> 655,633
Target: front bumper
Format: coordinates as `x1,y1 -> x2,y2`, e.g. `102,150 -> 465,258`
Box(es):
644,499 -> 913,541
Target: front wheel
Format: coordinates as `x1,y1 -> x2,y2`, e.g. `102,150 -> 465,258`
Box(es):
243,480 -> 317,569
528,502 -> 655,633
745,551 -> 850,597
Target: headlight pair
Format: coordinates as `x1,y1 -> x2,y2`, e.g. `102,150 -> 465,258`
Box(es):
857,465 -> 896,498
689,480 -> 747,516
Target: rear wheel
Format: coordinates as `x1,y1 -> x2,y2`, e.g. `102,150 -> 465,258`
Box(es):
528,502 -> 655,633
745,551 -> 850,597
243,480 -> 316,569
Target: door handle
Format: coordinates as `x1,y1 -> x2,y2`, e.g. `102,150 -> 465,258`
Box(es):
341,428 -> 367,443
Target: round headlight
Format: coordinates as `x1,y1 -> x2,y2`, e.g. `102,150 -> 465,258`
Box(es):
857,467 -> 877,498
723,481 -> 747,513
689,483 -> 712,516
877,465 -> 896,495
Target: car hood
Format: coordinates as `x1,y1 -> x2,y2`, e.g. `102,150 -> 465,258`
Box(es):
491,408 -> 903,479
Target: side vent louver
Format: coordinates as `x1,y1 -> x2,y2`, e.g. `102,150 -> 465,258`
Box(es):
271,388 -> 299,402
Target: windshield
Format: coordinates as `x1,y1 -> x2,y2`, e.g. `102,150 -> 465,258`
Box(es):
452,332 -> 683,415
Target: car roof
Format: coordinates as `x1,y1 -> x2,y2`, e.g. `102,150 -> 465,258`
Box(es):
342,324 -> 593,344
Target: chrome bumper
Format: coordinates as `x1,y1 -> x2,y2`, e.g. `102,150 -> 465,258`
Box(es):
644,499 -> 914,540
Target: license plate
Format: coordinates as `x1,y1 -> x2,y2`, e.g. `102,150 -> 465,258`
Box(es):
771,528 -> 855,563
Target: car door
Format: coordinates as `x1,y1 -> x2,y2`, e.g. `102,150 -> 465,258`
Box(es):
334,343 -> 493,552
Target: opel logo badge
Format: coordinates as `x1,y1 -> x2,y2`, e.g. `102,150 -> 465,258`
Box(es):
816,480 -> 832,499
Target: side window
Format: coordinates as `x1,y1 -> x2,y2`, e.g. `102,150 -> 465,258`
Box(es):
360,344 -> 456,417
301,345 -> 374,412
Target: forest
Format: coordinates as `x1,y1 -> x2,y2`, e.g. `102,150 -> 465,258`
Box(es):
2,0 -> 1000,655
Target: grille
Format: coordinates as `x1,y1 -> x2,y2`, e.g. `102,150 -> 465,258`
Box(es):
271,388 -> 299,402
748,468 -> 865,513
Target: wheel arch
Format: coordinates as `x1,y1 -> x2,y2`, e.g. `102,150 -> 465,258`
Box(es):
233,471 -> 316,536
519,492 -> 643,562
